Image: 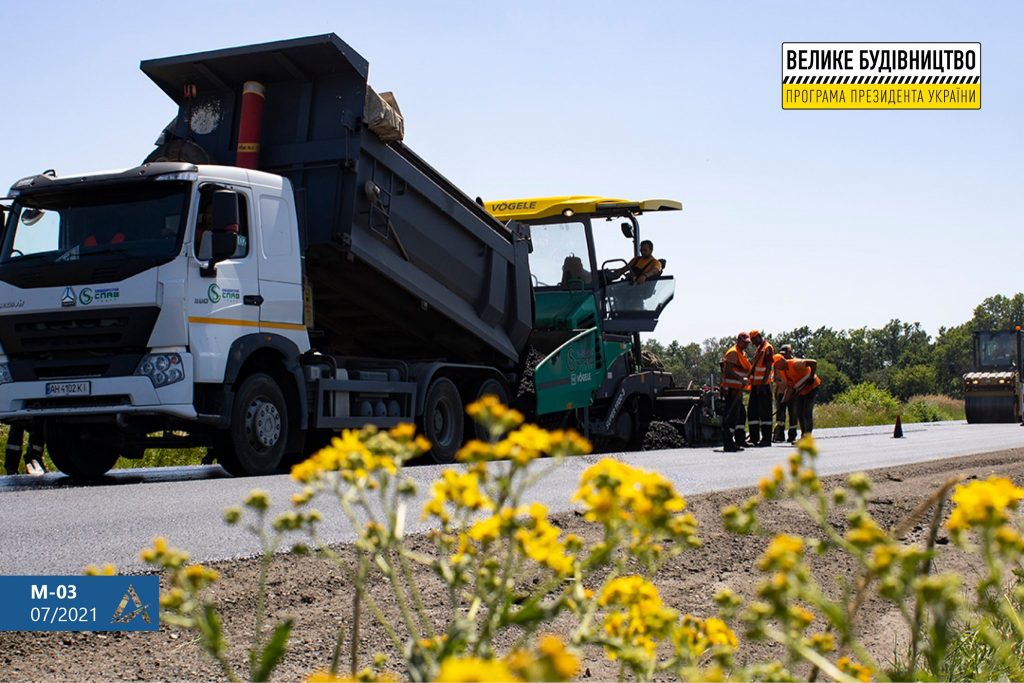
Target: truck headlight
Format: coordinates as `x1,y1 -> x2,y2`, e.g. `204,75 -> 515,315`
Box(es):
135,353 -> 185,388
0,363 -> 11,385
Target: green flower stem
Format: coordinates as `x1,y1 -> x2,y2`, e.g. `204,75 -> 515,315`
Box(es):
247,510 -> 278,676
399,547 -> 434,637
909,483 -> 952,673
380,551 -> 423,643
763,625 -> 862,683
475,532 -> 520,656
571,566 -> 620,647
355,553 -> 406,657
351,551 -> 365,675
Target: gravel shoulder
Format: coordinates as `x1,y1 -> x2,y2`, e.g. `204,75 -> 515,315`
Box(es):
2,447 -> 1022,681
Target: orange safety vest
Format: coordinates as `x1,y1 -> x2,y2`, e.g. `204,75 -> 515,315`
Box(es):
782,360 -> 821,396
750,342 -> 775,386
772,354 -> 788,394
628,256 -> 662,279
721,345 -> 752,390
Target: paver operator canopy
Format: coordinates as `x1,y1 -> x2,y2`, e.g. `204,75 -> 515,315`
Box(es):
485,195 -> 681,335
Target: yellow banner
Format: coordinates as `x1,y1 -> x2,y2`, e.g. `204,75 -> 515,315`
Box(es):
782,83 -> 980,110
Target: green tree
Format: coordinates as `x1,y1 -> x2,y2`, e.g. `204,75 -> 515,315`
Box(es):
887,364 -> 939,401
814,358 -> 850,403
932,323 -> 972,398
867,319 -> 932,370
834,382 -> 901,416
971,293 -> 1024,330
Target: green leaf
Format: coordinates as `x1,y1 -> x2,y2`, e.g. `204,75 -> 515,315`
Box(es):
253,618 -> 293,682
197,603 -> 228,659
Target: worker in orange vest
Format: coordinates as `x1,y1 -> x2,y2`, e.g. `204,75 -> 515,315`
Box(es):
777,353 -> 822,440
720,332 -> 752,452
746,330 -> 776,447
772,344 -> 798,443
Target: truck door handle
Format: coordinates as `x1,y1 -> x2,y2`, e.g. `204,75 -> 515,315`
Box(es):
243,295 -> 264,306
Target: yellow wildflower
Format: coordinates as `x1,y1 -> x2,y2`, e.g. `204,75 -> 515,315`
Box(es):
456,440 -> 494,463
947,476 -> 1024,531
704,617 -> 739,648
757,534 -> 804,572
836,656 -> 872,682
574,458 -> 697,548
421,469 -> 494,522
846,517 -> 887,548
788,604 -> 815,629
506,634 -> 580,681
388,423 -> 416,440
467,513 -> 503,544
537,634 -> 580,679
436,656 -> 520,682
465,395 -> 524,438
808,631 -> 835,653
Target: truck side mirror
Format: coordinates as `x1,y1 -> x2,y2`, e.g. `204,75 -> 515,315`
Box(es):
212,190 -> 240,231
209,230 -> 239,262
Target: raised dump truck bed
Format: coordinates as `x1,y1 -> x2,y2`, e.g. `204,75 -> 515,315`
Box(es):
141,34 -> 531,368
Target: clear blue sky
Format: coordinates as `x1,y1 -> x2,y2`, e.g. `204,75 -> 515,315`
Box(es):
2,1 -> 1019,344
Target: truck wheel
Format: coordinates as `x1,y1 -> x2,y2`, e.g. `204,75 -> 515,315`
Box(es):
45,424 -> 121,479
614,411 -> 636,450
217,373 -> 289,476
421,377 -> 464,464
472,378 -> 510,442
614,399 -> 646,451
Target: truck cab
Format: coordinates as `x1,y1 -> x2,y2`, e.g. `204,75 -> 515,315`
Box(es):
0,164 -> 309,476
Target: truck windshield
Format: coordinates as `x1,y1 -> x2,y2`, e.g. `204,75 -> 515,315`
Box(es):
528,221 -> 591,288
0,182 -> 189,264
977,332 -> 1018,368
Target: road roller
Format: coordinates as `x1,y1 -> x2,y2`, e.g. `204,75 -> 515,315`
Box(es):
964,329 -> 1024,423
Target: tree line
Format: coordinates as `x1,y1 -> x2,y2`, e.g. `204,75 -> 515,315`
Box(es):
644,293 -> 1024,403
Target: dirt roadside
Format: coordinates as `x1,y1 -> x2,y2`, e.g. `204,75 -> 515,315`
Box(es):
2,447 -> 1022,682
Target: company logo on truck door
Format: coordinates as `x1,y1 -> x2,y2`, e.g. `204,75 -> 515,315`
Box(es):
567,345 -> 596,386
195,284 -> 241,305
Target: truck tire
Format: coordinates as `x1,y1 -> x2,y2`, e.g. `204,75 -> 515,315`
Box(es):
421,377 -> 464,464
217,373 -> 289,476
473,378 -> 510,442
45,424 -> 121,479
614,398 -> 646,451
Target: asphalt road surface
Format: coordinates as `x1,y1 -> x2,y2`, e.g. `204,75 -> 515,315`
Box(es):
1,421 -> 1020,575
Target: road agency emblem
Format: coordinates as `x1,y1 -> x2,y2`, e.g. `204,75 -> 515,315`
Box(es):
783,42 -> 980,110
110,585 -> 152,625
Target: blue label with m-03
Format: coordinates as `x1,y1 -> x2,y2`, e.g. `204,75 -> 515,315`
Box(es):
0,576 -> 160,631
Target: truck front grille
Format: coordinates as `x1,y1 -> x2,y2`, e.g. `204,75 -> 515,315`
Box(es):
0,307 -> 160,357
24,395 -> 132,410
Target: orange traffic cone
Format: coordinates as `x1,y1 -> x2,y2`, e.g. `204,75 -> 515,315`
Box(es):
893,415 -> 904,439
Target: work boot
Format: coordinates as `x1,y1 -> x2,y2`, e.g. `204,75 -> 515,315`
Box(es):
772,425 -> 785,443
757,425 -> 773,447
5,445 -> 22,476
25,459 -> 45,476
787,429 -> 798,444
